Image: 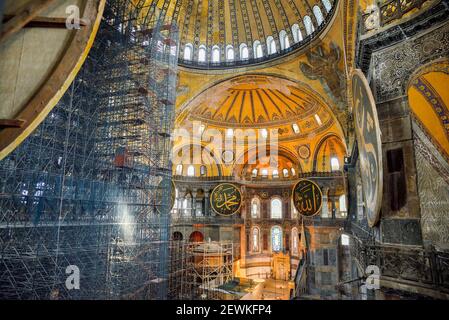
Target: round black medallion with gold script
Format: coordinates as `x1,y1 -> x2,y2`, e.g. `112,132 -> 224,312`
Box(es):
292,179 -> 323,217
210,183 -> 242,216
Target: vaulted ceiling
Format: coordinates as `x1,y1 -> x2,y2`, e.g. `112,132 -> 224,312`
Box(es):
137,0 -> 336,66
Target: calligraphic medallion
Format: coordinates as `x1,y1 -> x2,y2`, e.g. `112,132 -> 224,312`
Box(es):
292,179 -> 323,217
352,69 -> 383,227
210,183 -> 242,216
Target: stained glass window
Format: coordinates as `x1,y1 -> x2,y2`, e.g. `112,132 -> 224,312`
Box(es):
271,198 -> 282,219
271,226 -> 282,252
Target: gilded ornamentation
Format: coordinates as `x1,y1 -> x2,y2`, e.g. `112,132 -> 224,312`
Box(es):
300,42 -> 346,105
210,183 -> 242,216
292,179 -> 323,217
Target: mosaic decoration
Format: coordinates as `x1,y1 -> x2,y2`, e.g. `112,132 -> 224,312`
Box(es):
412,76 -> 449,141
292,179 -> 323,217
298,144 -> 311,159
300,42 -> 345,105
352,69 -> 383,227
210,183 -> 242,216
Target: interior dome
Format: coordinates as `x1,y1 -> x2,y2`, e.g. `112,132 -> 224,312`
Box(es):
179,75 -> 336,135
143,0 -> 337,68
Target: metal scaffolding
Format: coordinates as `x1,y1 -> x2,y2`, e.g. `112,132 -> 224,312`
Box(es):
185,242 -> 234,300
0,0 -> 178,300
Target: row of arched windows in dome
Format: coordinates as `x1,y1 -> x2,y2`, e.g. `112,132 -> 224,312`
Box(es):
251,226 -> 300,254
175,164 -> 207,176
182,2 -> 332,63
251,167 -> 296,178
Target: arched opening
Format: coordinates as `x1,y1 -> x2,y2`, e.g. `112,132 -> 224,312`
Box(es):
187,165 -> 195,176
291,24 -> 303,43
313,134 -> 347,172
198,45 -> 206,62
211,45 -> 220,63
251,197 -> 261,218
173,231 -> 183,241
252,227 -> 260,252
271,226 -> 282,252
189,231 -> 204,242
271,198 -> 282,219
183,43 -> 193,60
267,36 -> 276,55
279,30 -> 289,50
304,16 -> 315,35
322,0 -> 332,13
226,45 -> 235,61
240,43 -> 249,60
313,6 -> 324,26
253,40 -> 263,58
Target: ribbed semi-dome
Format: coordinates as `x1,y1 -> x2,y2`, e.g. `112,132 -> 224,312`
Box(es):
177,75 -> 337,142
141,0 -> 337,68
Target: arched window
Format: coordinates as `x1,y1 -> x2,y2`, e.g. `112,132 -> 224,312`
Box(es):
211,45 -> 220,63
271,198 -> 282,219
183,43 -> 193,60
282,168 -> 289,177
341,234 -> 350,246
304,16 -> 315,35
291,199 -> 299,219
291,227 -> 299,255
200,165 -> 207,176
271,226 -> 282,252
198,45 -> 206,62
273,169 -> 279,178
260,128 -> 268,139
331,157 -> 340,171
279,30 -> 290,50
291,168 -> 296,176
253,40 -> 263,58
251,197 -> 260,218
176,164 -> 183,175
291,24 -> 303,43
292,123 -> 300,134
226,45 -> 235,61
187,165 -> 195,176
240,43 -> 249,60
339,194 -> 347,214
267,36 -> 276,55
322,0 -> 332,13
261,169 -> 268,177
314,114 -> 322,125
252,168 -> 258,177
252,227 -> 260,252
313,6 -> 324,26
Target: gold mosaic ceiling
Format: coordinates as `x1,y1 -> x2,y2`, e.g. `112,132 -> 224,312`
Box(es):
179,75 -> 336,134
139,0 -> 336,65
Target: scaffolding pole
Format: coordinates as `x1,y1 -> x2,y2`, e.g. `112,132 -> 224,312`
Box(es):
0,0 -> 178,300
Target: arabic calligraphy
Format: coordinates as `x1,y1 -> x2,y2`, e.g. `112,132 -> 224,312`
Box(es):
210,183 -> 242,216
352,69 -> 383,227
292,179 -> 323,217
